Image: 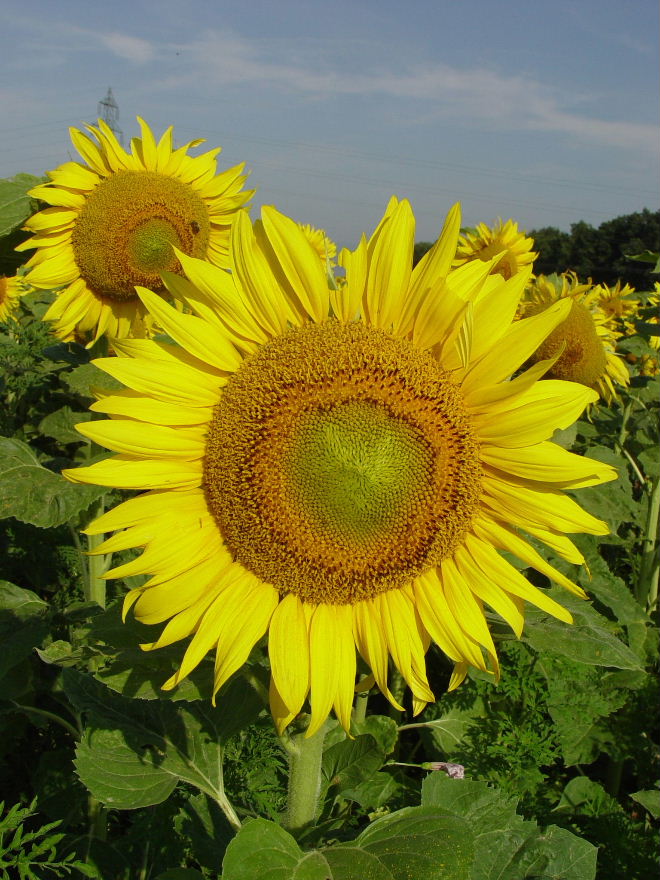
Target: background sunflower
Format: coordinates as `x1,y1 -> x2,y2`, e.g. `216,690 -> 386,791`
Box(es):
17,118 -> 253,344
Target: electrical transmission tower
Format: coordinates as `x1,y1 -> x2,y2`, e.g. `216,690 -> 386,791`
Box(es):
97,87 -> 124,145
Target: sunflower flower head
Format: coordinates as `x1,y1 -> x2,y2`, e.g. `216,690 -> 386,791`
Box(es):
595,280 -> 639,335
65,199 -> 616,736
453,218 -> 537,280
523,272 -> 630,403
646,283 -> 660,351
0,273 -> 29,322
299,223 -> 337,271
18,118 -> 253,345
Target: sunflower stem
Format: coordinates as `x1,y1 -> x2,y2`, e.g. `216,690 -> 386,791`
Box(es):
85,499 -> 108,608
637,476 -> 660,612
352,674 -> 370,724
283,721 -> 327,833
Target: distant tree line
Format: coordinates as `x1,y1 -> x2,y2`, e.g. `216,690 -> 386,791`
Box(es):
531,209 -> 660,287
413,209 -> 660,289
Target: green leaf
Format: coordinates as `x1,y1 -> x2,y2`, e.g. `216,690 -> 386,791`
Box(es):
526,825 -> 597,880
62,363 -> 123,400
0,174 -> 42,236
522,590 -> 643,670
554,777 -> 615,814
631,788 -> 660,819
0,581 -> 50,680
175,793 -> 234,873
64,669 -> 259,810
221,819 -> 320,880
221,810 -> 474,880
626,249 -> 660,272
348,805 -> 473,879
571,446 -> 637,530
351,714 -> 399,754
342,771 -> 401,810
420,699 -> 487,756
539,658 -> 627,765
321,735 -> 384,796
421,775 -> 596,880
39,406 -> 92,446
35,639 -> 83,668
0,437 -> 105,527
85,602 -> 214,702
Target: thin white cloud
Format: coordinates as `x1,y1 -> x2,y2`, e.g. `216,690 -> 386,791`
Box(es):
100,32 -> 154,64
176,30 -> 658,153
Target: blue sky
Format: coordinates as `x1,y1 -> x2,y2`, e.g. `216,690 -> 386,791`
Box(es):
1,0 -> 658,247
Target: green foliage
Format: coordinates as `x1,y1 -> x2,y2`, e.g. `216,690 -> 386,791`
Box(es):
531,208 -> 660,286
0,799 -> 98,878
221,810 -> 474,880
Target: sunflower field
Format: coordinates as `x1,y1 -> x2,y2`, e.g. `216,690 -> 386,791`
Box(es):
0,122 -> 658,880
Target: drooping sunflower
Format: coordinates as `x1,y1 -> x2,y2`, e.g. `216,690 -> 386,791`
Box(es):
0,273 -> 27,321
17,118 -> 253,344
523,272 -> 630,403
453,218 -> 537,280
65,200 -> 615,736
595,280 -> 639,335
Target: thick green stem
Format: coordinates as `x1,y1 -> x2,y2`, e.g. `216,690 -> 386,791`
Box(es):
86,500 -> 108,609
283,723 -> 327,833
637,476 -> 660,612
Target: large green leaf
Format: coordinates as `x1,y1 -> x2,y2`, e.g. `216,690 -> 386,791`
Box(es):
539,657 -> 629,765
321,734 -> 384,797
0,173 -> 42,236
630,788 -> 660,819
62,363 -> 123,401
39,407 -> 93,446
221,809 -> 474,880
421,775 -> 596,880
85,602 -> 214,702
0,437 -> 105,527
0,581 -> 50,680
418,698 -> 487,756
64,669 -> 260,811
522,590 -> 643,670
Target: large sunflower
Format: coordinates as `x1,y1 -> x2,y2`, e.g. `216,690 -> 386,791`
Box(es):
18,118 -> 253,344
453,218 -> 537,280
523,272 -> 630,403
65,200 -> 615,736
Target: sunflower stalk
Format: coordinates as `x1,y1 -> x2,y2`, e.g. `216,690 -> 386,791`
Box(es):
283,721 -> 327,833
637,475 -> 660,612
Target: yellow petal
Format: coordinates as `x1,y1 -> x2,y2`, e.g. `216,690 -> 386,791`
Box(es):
261,206 -> 329,324
481,442 -> 617,488
365,200 -> 414,330
307,605 -> 340,737
268,594 -> 311,718
63,456 -> 201,490
136,287 -> 241,372
463,298 -> 572,389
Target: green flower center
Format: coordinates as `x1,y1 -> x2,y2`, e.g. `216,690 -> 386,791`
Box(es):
287,400 -> 434,547
204,320 -> 482,605
71,170 -> 210,301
